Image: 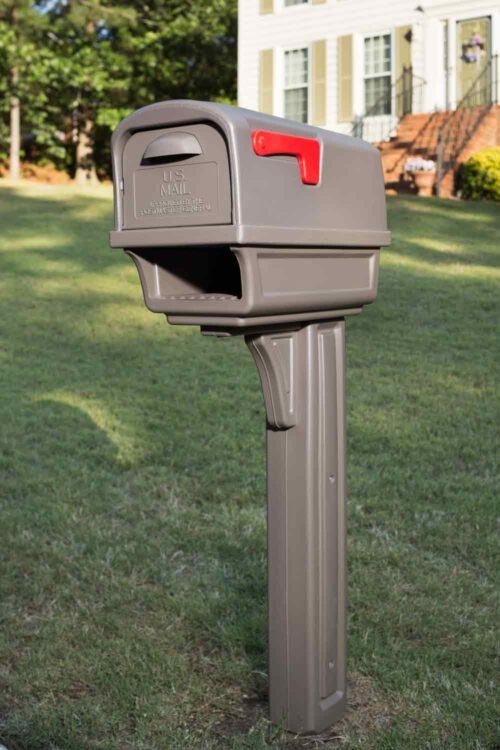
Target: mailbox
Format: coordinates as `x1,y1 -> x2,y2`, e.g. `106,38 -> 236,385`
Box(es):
110,100 -> 390,734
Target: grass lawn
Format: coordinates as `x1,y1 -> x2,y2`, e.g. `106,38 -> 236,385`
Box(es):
0,182 -> 498,750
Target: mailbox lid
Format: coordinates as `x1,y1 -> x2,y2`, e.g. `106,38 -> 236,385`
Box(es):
122,123 -> 231,230
110,100 -> 391,248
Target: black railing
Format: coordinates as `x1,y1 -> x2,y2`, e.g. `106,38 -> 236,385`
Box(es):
351,67 -> 426,142
436,54 -> 498,196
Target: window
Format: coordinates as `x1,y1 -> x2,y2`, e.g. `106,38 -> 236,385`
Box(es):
364,34 -> 392,115
284,47 -> 309,122
284,0 -> 308,6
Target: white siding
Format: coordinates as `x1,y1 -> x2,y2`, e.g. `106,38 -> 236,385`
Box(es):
238,0 -> 500,135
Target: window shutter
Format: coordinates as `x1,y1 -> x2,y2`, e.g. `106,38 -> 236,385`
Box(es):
395,26 -> 412,117
312,40 -> 327,126
395,25 -> 412,78
337,35 -> 353,123
259,0 -> 273,14
259,49 -> 274,115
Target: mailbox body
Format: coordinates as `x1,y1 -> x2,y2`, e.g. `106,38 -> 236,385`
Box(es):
110,100 -> 389,329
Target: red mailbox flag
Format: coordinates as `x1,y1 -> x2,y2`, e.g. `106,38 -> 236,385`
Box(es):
251,130 -> 321,185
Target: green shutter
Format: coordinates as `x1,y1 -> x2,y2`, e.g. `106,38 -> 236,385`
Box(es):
312,40 -> 327,126
260,0 -> 273,14
395,26 -> 412,116
395,25 -> 412,78
259,49 -> 274,115
337,35 -> 353,123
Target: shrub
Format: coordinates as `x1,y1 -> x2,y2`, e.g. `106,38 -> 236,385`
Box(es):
457,146 -> 500,201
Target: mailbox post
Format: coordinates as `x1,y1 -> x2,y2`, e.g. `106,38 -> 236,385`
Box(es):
109,101 -> 390,734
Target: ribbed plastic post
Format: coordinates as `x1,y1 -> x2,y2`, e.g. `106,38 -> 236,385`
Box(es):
246,319 -> 347,734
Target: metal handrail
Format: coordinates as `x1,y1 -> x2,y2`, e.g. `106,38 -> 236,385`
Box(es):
351,67 -> 426,141
436,54 -> 498,196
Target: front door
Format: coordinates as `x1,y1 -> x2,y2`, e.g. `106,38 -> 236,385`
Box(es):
456,16 -> 491,104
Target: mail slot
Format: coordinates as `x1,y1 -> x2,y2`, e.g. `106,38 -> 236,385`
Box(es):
109,101 -> 390,735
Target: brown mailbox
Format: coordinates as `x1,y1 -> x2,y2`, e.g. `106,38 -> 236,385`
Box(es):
109,100 -> 390,734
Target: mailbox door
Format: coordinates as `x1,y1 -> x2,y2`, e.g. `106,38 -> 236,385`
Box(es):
122,123 -> 231,230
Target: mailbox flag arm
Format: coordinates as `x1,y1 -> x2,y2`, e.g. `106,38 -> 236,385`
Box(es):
252,130 -> 321,185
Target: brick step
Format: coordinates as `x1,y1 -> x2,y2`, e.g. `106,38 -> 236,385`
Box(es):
395,134 -> 440,143
381,161 -> 409,173
378,104 -> 500,198
381,149 -> 405,158
400,113 -> 435,122
384,138 -> 432,147
397,127 -> 443,137
397,120 -> 445,130
381,151 -> 438,165
382,164 -> 406,176
381,152 -> 407,163
379,151 -> 405,159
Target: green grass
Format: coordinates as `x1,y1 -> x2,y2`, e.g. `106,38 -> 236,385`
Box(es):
0,182 -> 498,750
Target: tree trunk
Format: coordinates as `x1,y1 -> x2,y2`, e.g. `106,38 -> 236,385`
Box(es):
9,66 -> 20,182
75,115 -> 98,185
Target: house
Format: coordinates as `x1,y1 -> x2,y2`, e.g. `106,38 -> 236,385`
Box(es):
238,0 -> 500,195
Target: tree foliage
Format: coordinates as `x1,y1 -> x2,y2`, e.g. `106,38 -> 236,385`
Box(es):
0,0 -> 237,177
0,1 -> 55,167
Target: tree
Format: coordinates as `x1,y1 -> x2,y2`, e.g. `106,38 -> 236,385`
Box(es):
0,1 -> 49,180
43,0 -> 136,184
